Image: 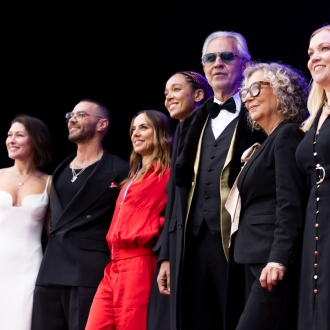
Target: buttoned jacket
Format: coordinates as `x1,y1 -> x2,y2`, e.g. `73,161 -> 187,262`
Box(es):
36,150 -> 128,287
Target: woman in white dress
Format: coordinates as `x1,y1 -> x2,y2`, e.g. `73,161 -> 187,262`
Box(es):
0,114 -> 52,329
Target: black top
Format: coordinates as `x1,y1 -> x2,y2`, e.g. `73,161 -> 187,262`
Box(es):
55,162 -> 98,209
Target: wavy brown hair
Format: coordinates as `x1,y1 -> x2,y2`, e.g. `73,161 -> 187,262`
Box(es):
122,110 -> 174,184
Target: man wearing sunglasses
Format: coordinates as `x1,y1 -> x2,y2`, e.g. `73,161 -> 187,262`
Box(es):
31,99 -> 129,330
157,31 -> 266,330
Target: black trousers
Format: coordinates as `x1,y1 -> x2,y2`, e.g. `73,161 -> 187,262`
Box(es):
32,285 -> 97,330
236,263 -> 299,330
181,222 -> 228,330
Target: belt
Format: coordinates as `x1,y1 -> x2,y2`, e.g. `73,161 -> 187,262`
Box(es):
114,247 -> 156,260
310,164 -> 330,186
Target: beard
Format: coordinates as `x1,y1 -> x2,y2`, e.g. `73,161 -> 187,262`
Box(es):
68,123 -> 96,143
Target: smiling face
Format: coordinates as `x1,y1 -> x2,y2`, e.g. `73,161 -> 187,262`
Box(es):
68,101 -> 100,143
6,122 -> 34,162
203,37 -> 247,101
244,70 -> 279,132
164,74 -> 203,121
308,29 -> 330,92
131,113 -> 155,163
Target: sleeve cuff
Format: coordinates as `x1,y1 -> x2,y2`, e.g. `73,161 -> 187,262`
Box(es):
266,262 -> 287,272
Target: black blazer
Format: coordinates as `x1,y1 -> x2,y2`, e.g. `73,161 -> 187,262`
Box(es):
234,122 -> 308,266
158,98 -> 265,330
36,150 -> 129,287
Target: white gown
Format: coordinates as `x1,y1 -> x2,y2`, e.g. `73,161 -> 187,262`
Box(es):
0,176 -> 49,329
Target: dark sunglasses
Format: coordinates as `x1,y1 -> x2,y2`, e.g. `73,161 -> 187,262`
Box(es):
239,81 -> 271,103
201,51 -> 244,66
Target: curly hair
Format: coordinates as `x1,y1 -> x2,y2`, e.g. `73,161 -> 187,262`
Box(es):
241,62 -> 309,130
122,110 -> 174,185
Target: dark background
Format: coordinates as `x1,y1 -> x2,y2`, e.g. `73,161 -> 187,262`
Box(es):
0,2 -> 329,172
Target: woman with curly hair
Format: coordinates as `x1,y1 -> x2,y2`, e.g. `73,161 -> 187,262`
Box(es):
228,62 -> 309,329
85,110 -> 173,330
296,25 -> 330,329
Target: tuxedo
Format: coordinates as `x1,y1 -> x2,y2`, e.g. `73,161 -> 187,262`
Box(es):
32,150 -> 128,330
158,97 -> 265,330
234,122 -> 308,330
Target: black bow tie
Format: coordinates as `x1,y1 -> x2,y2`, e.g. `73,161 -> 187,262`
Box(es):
207,97 -> 236,119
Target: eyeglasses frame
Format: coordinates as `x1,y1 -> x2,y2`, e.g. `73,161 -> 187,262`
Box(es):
239,81 -> 271,103
65,111 -> 105,123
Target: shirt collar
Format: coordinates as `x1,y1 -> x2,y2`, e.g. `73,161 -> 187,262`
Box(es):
213,91 -> 241,112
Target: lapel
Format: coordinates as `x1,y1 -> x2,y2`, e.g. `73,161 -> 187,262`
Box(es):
238,122 -> 285,190
52,151 -> 116,231
184,118 -> 209,222
175,97 -> 212,187
50,154 -> 74,218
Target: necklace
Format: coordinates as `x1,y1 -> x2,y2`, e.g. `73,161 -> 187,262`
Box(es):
18,173 -> 33,186
322,101 -> 330,115
71,154 -> 102,183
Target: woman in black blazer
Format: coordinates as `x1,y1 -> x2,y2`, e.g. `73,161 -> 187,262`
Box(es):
231,62 -> 309,330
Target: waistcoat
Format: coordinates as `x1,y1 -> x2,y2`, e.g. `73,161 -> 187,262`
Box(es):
187,116 -> 238,236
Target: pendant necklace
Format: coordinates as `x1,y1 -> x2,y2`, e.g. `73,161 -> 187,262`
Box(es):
71,154 -> 102,183
18,173 -> 33,186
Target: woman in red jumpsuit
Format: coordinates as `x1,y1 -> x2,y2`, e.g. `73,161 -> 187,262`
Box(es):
86,110 -> 173,330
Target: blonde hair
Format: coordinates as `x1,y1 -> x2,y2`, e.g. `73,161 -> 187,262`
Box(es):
301,25 -> 330,132
122,110 -> 173,185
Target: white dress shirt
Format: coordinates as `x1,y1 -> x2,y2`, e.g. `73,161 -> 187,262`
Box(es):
211,92 -> 241,139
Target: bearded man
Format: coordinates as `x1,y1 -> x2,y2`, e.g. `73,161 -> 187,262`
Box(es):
32,99 -> 128,330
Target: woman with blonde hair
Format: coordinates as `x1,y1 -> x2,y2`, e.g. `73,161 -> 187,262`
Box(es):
296,24 -> 330,329
86,110 -> 173,330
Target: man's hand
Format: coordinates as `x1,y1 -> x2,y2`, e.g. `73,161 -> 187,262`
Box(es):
157,261 -> 170,296
259,265 -> 285,292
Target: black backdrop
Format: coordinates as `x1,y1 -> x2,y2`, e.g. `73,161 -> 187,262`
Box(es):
0,1 -> 329,172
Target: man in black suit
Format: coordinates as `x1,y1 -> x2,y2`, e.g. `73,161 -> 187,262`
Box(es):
156,31 -> 265,330
32,99 -> 129,330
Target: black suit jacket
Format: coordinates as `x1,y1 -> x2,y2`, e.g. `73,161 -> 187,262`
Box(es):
234,122 -> 308,266
158,97 -> 266,330
36,150 -> 129,287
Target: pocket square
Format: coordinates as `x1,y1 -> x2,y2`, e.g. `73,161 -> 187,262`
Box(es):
109,182 -> 119,188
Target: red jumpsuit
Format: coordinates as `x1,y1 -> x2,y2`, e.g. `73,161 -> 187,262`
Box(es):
86,166 -> 169,330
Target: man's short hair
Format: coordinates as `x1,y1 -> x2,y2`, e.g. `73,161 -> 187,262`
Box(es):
79,99 -> 111,123
202,31 -> 251,61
